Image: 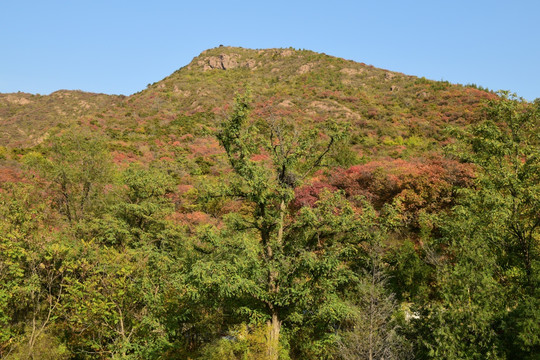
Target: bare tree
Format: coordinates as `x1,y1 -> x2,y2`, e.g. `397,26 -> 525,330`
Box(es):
337,245 -> 413,360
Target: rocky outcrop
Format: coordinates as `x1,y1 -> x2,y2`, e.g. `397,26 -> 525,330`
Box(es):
385,72 -> 396,81
195,53 -> 258,71
5,95 -> 32,105
340,68 -> 365,76
298,62 -> 315,74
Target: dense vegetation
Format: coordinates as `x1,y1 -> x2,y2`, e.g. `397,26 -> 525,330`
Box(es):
0,47 -> 538,359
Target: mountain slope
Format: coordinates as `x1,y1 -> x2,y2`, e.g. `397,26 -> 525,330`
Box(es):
105,46 -> 495,161
0,46 -> 496,160
0,90 -> 123,147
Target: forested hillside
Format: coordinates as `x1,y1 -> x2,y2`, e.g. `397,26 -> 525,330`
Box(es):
0,47 -> 538,359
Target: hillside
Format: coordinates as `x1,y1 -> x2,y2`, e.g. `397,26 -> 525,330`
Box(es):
0,46 -> 501,236
0,90 -> 123,147
1,46 -> 495,157
0,47 -> 499,228
104,47 -> 496,162
2,47 -> 537,360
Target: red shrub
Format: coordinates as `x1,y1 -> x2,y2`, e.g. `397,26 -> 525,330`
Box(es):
330,157 -> 475,225
292,181 -> 337,210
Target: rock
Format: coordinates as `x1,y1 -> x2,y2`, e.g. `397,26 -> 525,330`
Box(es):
205,54 -> 240,70
5,95 -> 31,105
340,68 -> 364,76
173,85 -> 191,97
199,54 -> 257,71
280,49 -> 294,57
385,72 -> 396,81
244,59 -> 257,69
279,100 -> 294,107
298,63 -> 315,74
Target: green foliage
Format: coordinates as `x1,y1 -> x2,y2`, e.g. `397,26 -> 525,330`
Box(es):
199,324 -> 270,360
5,330 -> 70,360
328,141 -> 362,167
24,128 -> 113,223
0,183 -> 65,358
117,164 -> 176,237
1,51 -> 536,360
337,244 -> 413,360
0,145 -> 8,160
386,240 -> 432,303
192,93 -> 362,359
416,92 -> 540,359
58,243 -> 171,358
76,161 -> 180,249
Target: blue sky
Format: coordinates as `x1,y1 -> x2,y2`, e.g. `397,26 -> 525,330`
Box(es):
1,0 -> 539,100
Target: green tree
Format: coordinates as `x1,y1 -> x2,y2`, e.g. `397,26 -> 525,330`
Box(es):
82,163 -> 177,247
416,92 -> 540,359
189,92 -> 361,359
58,163 -> 184,358
0,183 -> 69,359
58,243 -> 172,358
24,128 -> 113,224
117,164 -> 176,245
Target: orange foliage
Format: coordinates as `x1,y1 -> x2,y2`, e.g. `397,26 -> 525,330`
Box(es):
169,211 -> 217,231
250,153 -> 269,162
177,184 -> 194,194
330,157 -> 475,225
187,137 -> 222,158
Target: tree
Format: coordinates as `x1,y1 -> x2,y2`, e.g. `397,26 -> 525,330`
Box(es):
416,92 -> 540,359
73,159 -> 183,252
189,92 -> 359,359
337,242 -> 412,360
58,243 -> 171,358
56,162 -> 184,358
24,128 -> 113,224
466,92 -> 539,291
0,183 -> 69,359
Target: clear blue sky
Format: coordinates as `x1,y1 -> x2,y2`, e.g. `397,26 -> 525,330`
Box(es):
1,0 -> 539,100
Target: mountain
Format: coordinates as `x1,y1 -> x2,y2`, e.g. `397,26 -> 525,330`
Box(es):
0,46 -> 498,230
1,46 -> 495,157
2,48 -> 539,359
0,46 -> 499,220
0,90 -> 123,147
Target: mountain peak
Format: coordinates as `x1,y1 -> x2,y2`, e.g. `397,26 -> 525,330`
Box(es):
1,46 -> 496,149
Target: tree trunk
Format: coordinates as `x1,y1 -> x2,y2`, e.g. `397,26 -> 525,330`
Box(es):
266,199 -> 285,360
267,311 -> 281,360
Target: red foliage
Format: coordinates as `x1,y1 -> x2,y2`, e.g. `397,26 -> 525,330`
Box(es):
368,108 -> 378,118
180,134 -> 194,141
177,184 -> 194,194
0,166 -> 23,183
292,181 -> 337,210
217,199 -> 244,217
111,151 -> 137,165
187,138 -> 222,158
184,211 -> 212,225
169,211 -> 217,231
250,153 -> 269,162
330,157 -> 475,225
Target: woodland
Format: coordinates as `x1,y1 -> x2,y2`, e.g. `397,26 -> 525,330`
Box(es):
0,47 -> 538,359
